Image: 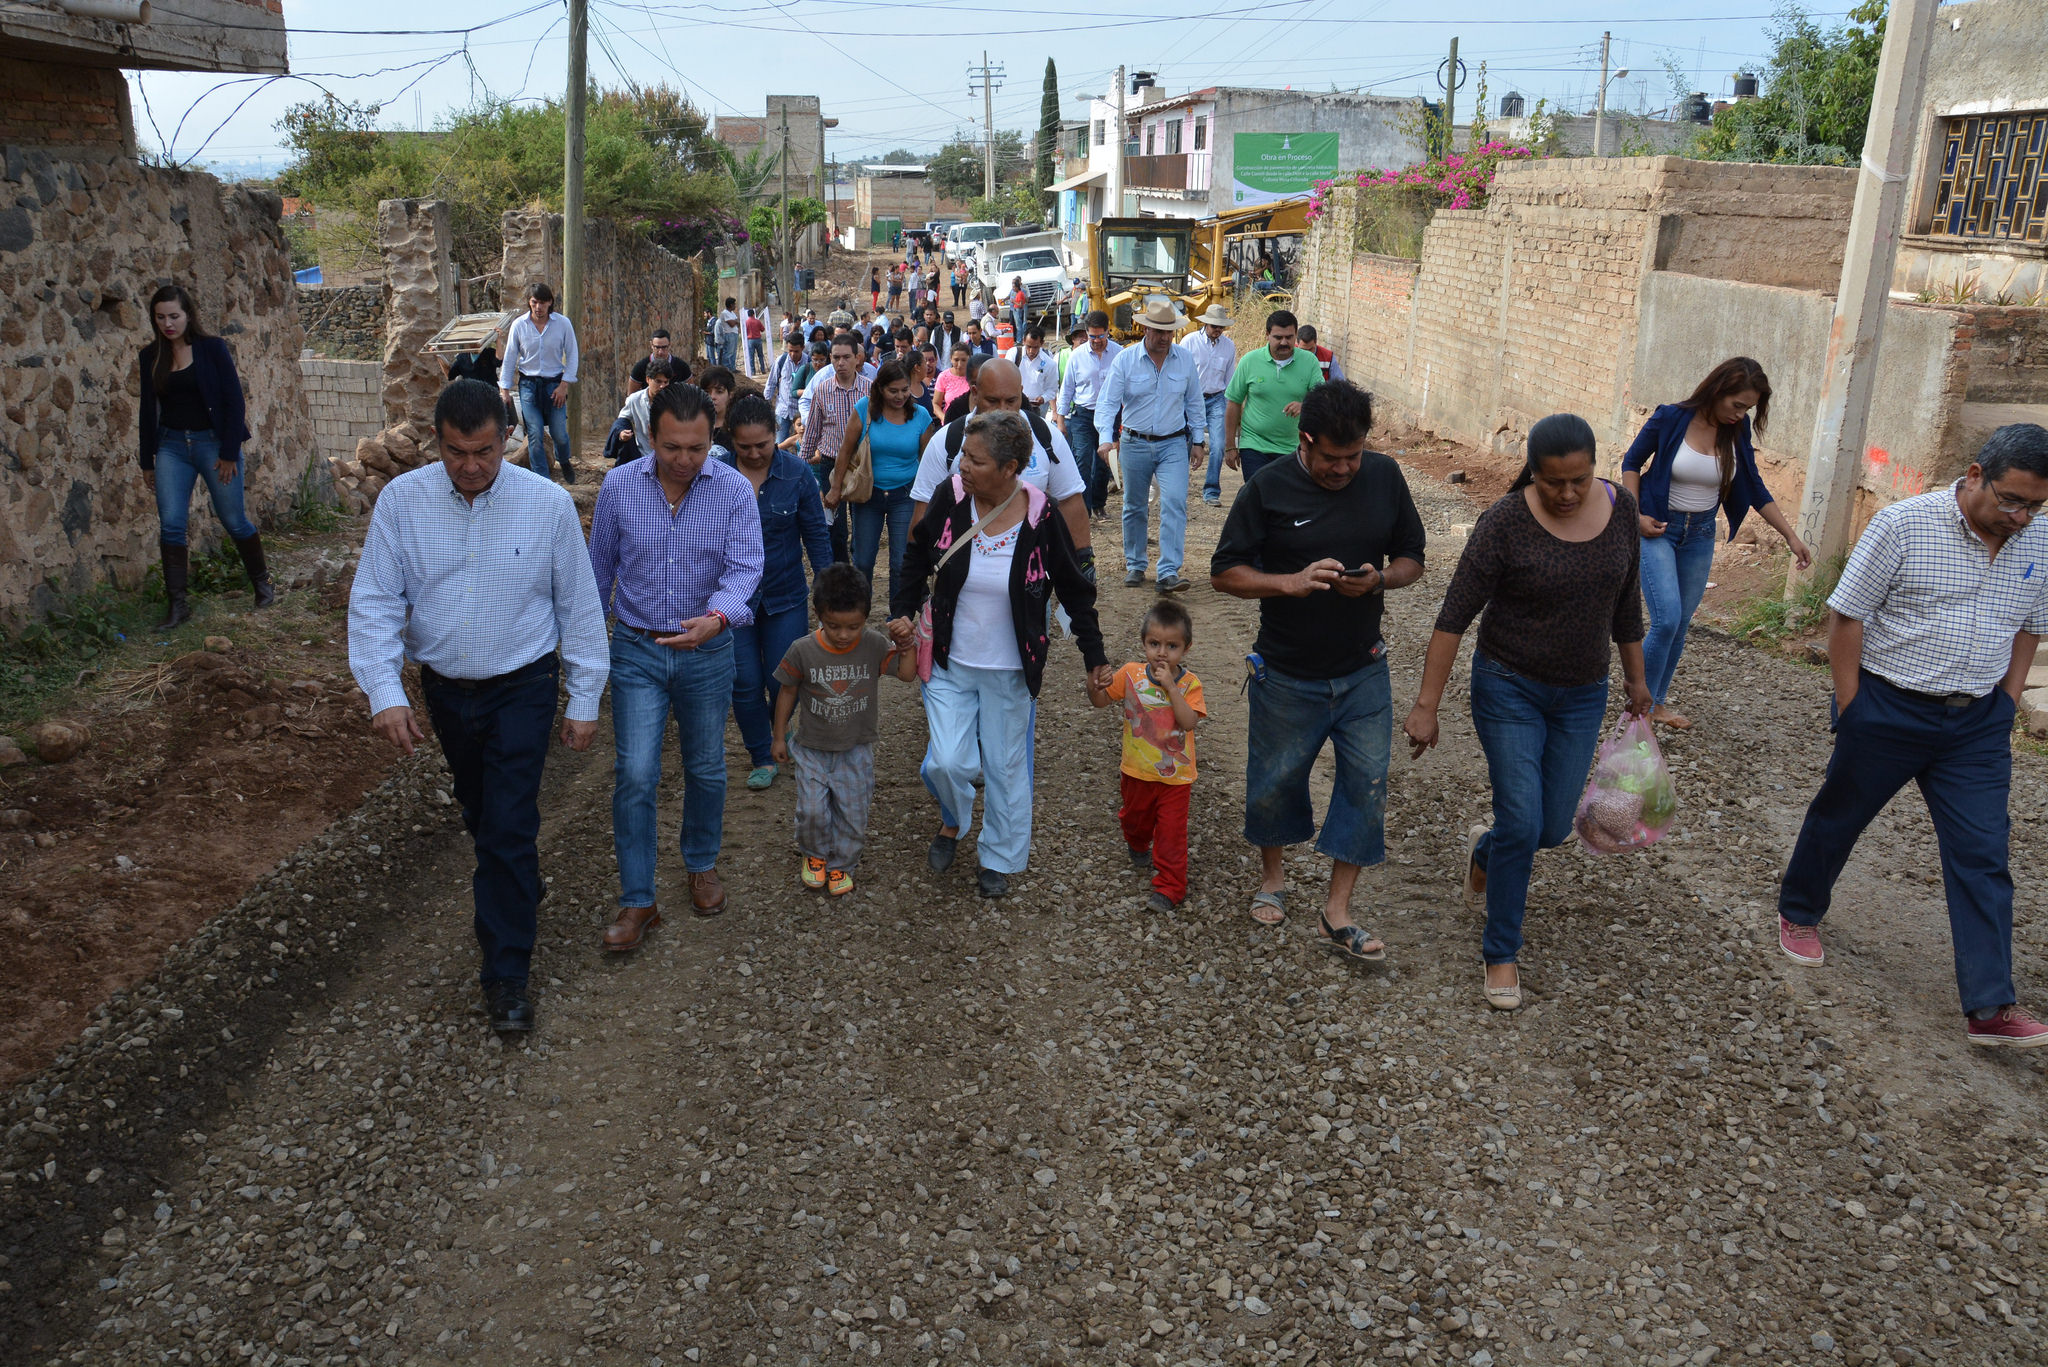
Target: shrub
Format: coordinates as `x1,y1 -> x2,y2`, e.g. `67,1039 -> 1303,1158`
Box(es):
1306,142 -> 1542,260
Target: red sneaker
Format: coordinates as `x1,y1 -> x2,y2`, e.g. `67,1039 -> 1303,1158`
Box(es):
1778,916 -> 1825,967
1966,1005 -> 2048,1049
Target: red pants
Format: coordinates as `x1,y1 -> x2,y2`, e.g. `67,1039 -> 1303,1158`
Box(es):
1120,774 -> 1190,903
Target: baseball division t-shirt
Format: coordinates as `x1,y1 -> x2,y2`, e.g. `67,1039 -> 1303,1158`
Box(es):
776,628 -> 898,751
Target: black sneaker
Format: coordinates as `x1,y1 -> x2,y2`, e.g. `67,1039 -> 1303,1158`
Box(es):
1145,890 -> 1177,913
928,833 -> 959,873
1128,846 -> 1154,874
484,979 -> 534,1033
977,869 -> 1009,898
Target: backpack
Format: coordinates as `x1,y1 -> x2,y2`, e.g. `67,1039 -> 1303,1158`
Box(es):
942,410 -> 1059,469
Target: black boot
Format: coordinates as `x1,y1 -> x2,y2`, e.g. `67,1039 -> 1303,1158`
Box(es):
156,542 -> 191,629
234,534 -> 276,608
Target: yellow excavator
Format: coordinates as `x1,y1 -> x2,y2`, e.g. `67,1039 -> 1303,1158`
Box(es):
1084,198 -> 1310,340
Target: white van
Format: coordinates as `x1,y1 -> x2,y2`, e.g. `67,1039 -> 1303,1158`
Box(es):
944,221 -> 1004,263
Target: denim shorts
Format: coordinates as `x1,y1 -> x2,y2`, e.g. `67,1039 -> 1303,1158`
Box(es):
1243,657 -> 1392,867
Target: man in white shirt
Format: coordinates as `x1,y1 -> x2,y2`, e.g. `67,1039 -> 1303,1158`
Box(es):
1180,304 -> 1238,506
716,297 -> 740,369
1011,327 -> 1059,413
911,358 -> 1090,556
499,281 -> 580,483
350,379 -> 608,1033
1056,309 -> 1123,516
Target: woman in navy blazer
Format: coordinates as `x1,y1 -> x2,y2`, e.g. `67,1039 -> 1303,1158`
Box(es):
139,284 -> 272,628
1619,357 -> 1812,729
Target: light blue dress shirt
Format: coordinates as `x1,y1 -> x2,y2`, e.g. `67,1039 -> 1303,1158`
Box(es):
1057,339 -> 1123,416
1096,341 -> 1208,445
348,459 -> 610,721
504,312 -> 580,384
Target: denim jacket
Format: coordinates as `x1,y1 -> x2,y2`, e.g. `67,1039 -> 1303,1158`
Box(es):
1620,403 -> 1776,541
717,447 -> 831,616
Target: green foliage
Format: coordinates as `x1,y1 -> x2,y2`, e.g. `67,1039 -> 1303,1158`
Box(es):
1467,64 -> 1491,155
0,585 -> 144,720
275,84 -> 738,278
971,183 -> 1046,227
744,197 -> 827,272
1036,59 -> 1061,213
1734,556 -> 1844,644
1695,1 -> 1886,166
927,131 -> 1029,203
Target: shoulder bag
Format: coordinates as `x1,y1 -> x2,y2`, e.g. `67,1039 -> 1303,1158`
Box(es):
914,484 -> 1020,682
843,408 -> 877,504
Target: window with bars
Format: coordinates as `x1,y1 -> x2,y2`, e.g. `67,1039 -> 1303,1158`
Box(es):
1194,117 -> 1207,152
1093,118 -> 1105,146
1164,119 -> 1182,154
1929,111 -> 2047,244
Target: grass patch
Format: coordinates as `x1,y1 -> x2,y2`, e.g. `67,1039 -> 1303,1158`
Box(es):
0,583 -> 190,731
1731,555 -> 1843,646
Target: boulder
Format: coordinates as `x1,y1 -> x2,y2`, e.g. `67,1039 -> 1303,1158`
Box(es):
0,736 -> 26,767
28,720 -> 89,763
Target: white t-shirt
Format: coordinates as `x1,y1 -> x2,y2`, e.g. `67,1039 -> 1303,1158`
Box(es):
969,295 -> 987,323
911,416 -> 1085,505
1667,439 -> 1723,514
947,518 -> 1022,671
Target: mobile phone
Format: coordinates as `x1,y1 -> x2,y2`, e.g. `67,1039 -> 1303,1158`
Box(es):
1339,565 -> 1375,577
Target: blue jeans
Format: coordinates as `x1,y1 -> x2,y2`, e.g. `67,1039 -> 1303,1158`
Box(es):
1239,446 -> 1289,485
922,661 -> 1037,873
1200,393 -> 1228,499
1244,658 -> 1391,867
610,627 -> 737,901
1781,674 -> 2018,1013
517,375 -> 574,478
1119,432 -> 1190,580
747,338 -> 766,373
1640,508 -> 1718,706
1467,653 -> 1610,966
777,414 -> 796,445
810,460 -> 852,562
1065,407 -> 1103,513
421,661 -> 558,985
719,335 -> 739,370
153,428 -> 257,545
852,482 -> 915,595
730,602 -> 810,766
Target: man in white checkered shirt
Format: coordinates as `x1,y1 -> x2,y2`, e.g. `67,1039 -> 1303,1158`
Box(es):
1778,423 -> 2048,1048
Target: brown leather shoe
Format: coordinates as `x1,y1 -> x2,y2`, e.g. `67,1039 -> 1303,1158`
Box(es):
603,905 -> 661,951
689,868 -> 727,917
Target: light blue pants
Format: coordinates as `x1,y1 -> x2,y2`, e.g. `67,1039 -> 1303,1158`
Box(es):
1640,508 -> 1719,706
1118,432 -> 1191,580
921,661 -> 1036,874
610,628 -> 735,899
1199,393 -> 1228,500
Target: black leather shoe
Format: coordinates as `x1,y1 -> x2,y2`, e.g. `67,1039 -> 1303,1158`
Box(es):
928,833 -> 958,873
977,869 -> 1009,898
484,979 -> 534,1033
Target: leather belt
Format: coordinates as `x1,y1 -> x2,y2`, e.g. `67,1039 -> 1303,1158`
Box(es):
420,652 -> 557,693
1873,672 -> 1980,710
1125,428 -> 1189,443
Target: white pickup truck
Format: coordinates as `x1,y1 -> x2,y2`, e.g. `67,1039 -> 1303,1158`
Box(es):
971,230 -> 1074,328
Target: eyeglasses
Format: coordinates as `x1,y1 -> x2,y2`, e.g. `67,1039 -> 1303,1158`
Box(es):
1989,485 -> 2047,516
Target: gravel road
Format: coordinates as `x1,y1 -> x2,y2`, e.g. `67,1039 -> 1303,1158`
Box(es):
7,466 -> 2048,1367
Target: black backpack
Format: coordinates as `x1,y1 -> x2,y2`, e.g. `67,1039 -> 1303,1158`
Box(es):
942,410 -> 1060,469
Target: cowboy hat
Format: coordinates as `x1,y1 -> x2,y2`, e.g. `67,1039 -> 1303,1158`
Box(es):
1136,297 -> 1188,331
1195,303 -> 1232,327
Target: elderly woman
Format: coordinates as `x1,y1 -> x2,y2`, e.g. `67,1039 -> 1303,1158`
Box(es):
889,410 -> 1110,898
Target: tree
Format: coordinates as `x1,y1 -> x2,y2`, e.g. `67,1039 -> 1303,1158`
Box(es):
1036,58 -> 1060,210
745,197 -> 827,273
927,131 -> 1030,202
274,95 -> 384,199
1695,1 -> 1886,165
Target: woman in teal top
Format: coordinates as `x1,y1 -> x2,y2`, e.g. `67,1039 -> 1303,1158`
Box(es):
828,357 -> 934,600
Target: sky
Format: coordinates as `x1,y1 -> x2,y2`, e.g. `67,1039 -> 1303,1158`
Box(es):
129,0 -> 1856,176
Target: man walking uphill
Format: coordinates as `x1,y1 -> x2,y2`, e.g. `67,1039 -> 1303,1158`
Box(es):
501,282 -> 580,483
1096,298 -> 1207,592
1223,309 -> 1318,486
349,379 -> 609,1034
1778,423 -> 2048,1048
1211,382 -> 1426,960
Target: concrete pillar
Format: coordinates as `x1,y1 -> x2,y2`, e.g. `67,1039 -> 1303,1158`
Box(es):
376,198 -> 455,432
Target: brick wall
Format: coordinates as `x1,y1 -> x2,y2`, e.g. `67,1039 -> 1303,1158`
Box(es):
299,359 -> 382,470
0,56 -> 133,156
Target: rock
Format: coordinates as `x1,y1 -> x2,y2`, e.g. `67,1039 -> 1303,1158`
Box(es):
0,736 -> 26,767
1802,641 -> 1829,666
204,636 -> 233,652
28,720 -> 88,763
0,809 -> 29,829
1243,1296 -> 1270,1316
1447,469 -> 1467,483
1812,1333 -> 1836,1352
1033,1168 -> 1056,1186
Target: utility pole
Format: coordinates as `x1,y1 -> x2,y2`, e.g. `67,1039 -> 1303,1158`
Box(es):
1790,0 -> 1942,581
1592,31 -> 1610,157
969,53 -> 1005,204
562,0 -> 587,471
778,104 -> 793,320
1112,65 -> 1125,217
1444,36 -> 1459,155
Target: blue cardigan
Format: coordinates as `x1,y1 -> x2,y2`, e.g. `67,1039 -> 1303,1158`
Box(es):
137,336 -> 250,471
717,447 -> 832,616
1619,403 -> 1775,541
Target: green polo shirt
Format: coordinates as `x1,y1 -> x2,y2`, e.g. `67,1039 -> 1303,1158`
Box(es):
1224,346 -> 1320,456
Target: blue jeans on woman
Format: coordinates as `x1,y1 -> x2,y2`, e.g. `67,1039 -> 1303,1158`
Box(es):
1468,652 -> 1610,966
1640,508 -> 1718,706
610,627 -> 736,904
516,376 -> 574,479
153,428 -> 256,545
730,603 -> 810,767
851,483 -> 915,595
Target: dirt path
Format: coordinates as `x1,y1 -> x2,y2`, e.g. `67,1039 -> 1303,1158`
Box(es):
7,463 -> 2048,1367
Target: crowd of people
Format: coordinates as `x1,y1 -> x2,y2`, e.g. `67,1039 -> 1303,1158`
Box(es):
264,270 -> 2048,1049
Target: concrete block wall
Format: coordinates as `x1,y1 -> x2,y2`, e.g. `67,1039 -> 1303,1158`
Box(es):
299,358 -> 383,470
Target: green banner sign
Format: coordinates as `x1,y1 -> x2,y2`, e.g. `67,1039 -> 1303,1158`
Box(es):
1231,132 -> 1340,206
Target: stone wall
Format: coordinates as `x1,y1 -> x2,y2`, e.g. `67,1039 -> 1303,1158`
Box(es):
296,283 -> 384,361
377,199 -> 456,434
499,210 -> 701,422
299,358 -> 383,470
0,149 -> 315,620
0,56 -> 134,158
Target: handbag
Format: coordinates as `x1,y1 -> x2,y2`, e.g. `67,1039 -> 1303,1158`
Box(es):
914,486 -> 1020,683
843,411 -> 876,504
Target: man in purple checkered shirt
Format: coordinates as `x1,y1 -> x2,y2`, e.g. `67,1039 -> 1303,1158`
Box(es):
799,334 -> 869,558
590,383 -> 763,944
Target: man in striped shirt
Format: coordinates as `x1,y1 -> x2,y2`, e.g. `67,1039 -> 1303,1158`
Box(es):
350,379 -> 609,1034
799,334 -> 867,563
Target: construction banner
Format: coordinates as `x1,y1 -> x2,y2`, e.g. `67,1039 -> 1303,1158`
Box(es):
1230,132 -> 1340,207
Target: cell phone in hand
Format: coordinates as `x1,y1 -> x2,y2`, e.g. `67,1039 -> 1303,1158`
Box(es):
1339,565 -> 1375,578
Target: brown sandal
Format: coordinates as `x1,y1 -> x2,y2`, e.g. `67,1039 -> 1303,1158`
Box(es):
1249,889 -> 1287,926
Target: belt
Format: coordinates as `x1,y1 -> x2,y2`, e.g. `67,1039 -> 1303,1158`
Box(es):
420,652 -> 557,693
615,622 -> 681,641
1125,428 -> 1189,443
1872,672 -> 1981,710
519,373 -> 564,384
1204,390 -> 1226,399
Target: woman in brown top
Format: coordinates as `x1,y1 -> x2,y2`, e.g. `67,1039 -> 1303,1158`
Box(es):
1402,414 -> 1653,1011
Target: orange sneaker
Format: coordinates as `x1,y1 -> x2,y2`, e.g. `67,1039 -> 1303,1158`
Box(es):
826,869 -> 855,896
801,856 -> 826,890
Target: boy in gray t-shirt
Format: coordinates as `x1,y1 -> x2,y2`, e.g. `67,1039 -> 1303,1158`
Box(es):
773,565 -> 915,895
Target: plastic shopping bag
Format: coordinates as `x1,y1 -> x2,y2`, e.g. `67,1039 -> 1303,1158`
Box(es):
1573,713 -> 1679,854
